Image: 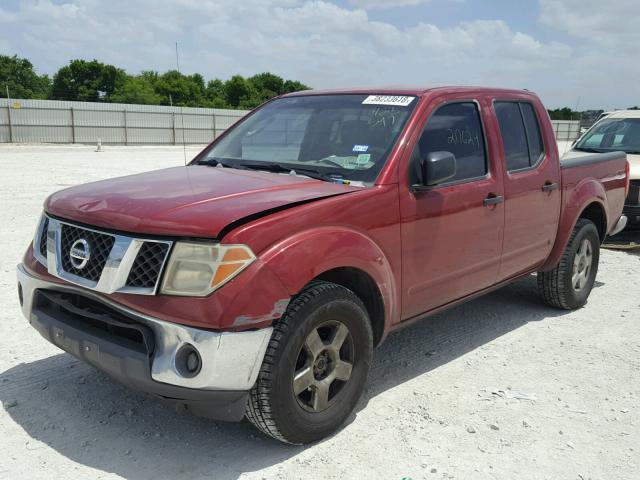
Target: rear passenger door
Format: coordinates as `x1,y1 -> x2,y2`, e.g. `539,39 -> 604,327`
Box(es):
493,100 -> 561,280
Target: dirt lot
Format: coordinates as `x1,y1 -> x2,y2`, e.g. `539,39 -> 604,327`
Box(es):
1,144 -> 639,480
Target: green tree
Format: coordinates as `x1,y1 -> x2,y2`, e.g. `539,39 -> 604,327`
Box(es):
547,107 -> 576,120
109,75 -> 163,105
224,75 -> 256,108
247,72 -> 284,103
51,59 -> 126,102
152,70 -> 206,106
243,73 -> 310,107
3,54 -> 312,108
0,54 -> 51,99
283,79 -> 310,94
205,79 -> 227,107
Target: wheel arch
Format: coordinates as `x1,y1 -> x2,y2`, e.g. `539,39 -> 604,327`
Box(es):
259,226 -> 398,345
578,201 -> 607,243
539,178 -> 608,272
315,267 -> 385,347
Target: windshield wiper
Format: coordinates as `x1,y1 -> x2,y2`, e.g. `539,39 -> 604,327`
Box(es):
236,162 -> 332,182
196,157 -> 239,168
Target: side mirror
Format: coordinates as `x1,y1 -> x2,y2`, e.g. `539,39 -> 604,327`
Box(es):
414,151 -> 457,189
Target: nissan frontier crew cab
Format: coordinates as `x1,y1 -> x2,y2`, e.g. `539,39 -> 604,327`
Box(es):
16,87 -> 629,444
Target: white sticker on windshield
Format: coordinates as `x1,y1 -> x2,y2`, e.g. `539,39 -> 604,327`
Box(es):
362,95 -> 415,107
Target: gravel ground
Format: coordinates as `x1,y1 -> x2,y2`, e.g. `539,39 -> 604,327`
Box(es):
0,144 -> 639,480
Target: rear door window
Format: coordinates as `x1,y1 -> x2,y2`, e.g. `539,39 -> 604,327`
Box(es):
520,103 -> 544,164
495,101 -> 545,171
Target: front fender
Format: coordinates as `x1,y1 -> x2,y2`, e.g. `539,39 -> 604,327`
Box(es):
540,178 -> 607,272
259,226 -> 398,328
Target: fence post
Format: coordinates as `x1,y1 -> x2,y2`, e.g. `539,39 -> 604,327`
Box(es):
172,112 -> 176,145
70,107 -> 76,143
123,109 -> 128,145
212,112 -> 217,140
7,105 -> 13,143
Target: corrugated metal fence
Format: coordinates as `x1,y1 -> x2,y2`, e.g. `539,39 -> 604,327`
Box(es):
550,120 -> 581,142
1,98 -> 581,145
0,98 -> 249,144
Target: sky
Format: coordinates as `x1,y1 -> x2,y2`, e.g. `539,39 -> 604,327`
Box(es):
0,0 -> 638,110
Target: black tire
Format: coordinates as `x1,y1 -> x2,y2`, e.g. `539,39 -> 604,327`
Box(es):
537,219 -> 600,310
246,281 -> 373,444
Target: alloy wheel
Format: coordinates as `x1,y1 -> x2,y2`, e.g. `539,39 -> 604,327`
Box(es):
572,238 -> 593,291
293,320 -> 354,412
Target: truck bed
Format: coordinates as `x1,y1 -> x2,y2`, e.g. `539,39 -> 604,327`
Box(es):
560,151 -> 628,235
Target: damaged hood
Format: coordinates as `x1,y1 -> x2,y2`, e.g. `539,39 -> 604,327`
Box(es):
45,165 -> 355,237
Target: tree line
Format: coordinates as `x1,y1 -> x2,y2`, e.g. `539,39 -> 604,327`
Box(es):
2,54 -> 637,114
0,55 -> 310,109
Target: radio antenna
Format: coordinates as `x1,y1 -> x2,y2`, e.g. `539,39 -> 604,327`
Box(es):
175,42 -> 187,165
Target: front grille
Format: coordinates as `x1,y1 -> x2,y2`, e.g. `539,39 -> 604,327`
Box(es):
34,215 -> 172,295
60,224 -> 115,282
628,180 -> 640,206
126,242 -> 170,288
39,217 -> 49,258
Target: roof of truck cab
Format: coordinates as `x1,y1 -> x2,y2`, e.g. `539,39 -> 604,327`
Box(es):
281,85 -> 538,98
606,110 -> 640,119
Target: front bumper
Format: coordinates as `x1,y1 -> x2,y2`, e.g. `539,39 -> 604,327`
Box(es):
623,203 -> 640,217
625,180 -> 640,223
609,215 -> 628,236
16,263 -> 273,421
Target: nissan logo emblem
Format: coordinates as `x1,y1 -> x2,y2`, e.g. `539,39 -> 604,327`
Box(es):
69,239 -> 91,269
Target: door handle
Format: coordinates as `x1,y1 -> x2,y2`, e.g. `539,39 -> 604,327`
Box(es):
541,181 -> 559,192
483,194 -> 504,207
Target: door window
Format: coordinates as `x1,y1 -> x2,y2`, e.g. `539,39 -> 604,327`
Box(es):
495,101 -> 545,171
521,103 -> 544,164
412,102 -> 487,185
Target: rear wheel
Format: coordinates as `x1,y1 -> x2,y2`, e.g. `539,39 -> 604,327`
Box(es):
537,219 -> 600,309
246,281 -> 373,444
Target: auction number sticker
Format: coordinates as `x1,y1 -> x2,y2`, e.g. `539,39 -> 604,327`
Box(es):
362,95 -> 415,107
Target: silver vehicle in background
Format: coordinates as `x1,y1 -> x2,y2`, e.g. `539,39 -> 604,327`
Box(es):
564,110 -> 640,230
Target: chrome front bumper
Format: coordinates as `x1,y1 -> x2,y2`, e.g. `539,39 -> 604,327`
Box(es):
16,263 -> 272,392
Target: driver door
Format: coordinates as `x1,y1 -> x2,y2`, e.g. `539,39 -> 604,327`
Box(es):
399,97 -> 505,319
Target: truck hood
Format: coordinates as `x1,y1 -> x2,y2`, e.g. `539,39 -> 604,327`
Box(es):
563,149 -> 640,179
45,165 -> 356,238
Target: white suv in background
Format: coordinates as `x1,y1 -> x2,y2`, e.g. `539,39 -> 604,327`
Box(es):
564,110 -> 640,229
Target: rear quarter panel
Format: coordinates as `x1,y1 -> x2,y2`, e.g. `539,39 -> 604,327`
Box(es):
540,154 -> 627,271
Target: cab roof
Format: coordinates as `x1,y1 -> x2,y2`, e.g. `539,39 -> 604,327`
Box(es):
281,85 -> 538,98
606,110 -> 640,119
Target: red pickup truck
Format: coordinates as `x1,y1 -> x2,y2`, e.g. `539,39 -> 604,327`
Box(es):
17,87 -> 628,444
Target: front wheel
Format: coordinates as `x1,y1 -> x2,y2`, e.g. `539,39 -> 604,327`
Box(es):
246,281 -> 373,444
537,218 -> 600,310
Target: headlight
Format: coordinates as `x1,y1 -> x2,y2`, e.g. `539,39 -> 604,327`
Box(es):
160,242 -> 255,296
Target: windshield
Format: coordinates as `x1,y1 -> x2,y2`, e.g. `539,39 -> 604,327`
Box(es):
575,117 -> 640,154
197,94 -> 418,183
